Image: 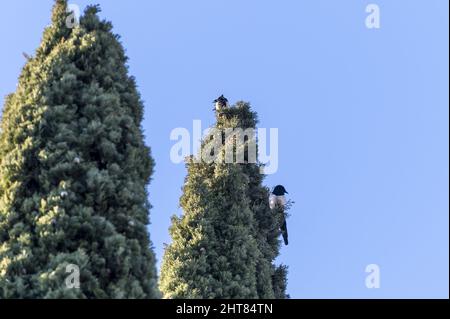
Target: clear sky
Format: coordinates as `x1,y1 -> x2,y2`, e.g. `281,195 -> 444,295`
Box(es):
1,0 -> 448,298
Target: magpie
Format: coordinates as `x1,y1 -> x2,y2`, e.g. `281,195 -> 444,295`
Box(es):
213,95 -> 228,111
269,185 -> 289,245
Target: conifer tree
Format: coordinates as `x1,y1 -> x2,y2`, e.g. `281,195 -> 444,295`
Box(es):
0,1 -> 158,298
160,101 -> 288,298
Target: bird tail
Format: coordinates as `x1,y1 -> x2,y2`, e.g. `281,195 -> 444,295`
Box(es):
281,220 -> 288,246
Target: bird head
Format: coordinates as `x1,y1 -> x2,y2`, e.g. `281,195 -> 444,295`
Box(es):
272,185 -> 288,196
214,95 -> 228,104
213,95 -> 229,111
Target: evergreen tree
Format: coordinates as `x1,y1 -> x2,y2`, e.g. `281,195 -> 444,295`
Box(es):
160,101 -> 288,298
0,1 -> 158,298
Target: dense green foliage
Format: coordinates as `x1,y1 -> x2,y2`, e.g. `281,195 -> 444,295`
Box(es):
160,102 -> 288,298
0,1 -> 158,298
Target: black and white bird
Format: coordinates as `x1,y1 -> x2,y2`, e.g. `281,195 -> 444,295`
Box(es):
269,185 -> 289,245
213,95 -> 228,112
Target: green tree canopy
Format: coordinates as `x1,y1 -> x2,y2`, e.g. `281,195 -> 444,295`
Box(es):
0,0 -> 158,298
160,102 -> 288,299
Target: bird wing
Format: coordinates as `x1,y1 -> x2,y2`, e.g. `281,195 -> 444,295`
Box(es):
269,194 -> 277,209
279,195 -> 286,206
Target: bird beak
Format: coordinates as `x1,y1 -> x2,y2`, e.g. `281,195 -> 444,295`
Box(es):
285,191 -> 289,194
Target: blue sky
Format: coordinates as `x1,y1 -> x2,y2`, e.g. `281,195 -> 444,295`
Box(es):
1,0 -> 448,298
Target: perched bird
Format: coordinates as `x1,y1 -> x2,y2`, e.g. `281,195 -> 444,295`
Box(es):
269,185 -> 288,209
269,185 -> 289,245
213,95 -> 228,111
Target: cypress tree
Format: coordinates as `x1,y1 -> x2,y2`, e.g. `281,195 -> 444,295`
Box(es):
160,101 -> 288,298
0,1 -> 158,298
